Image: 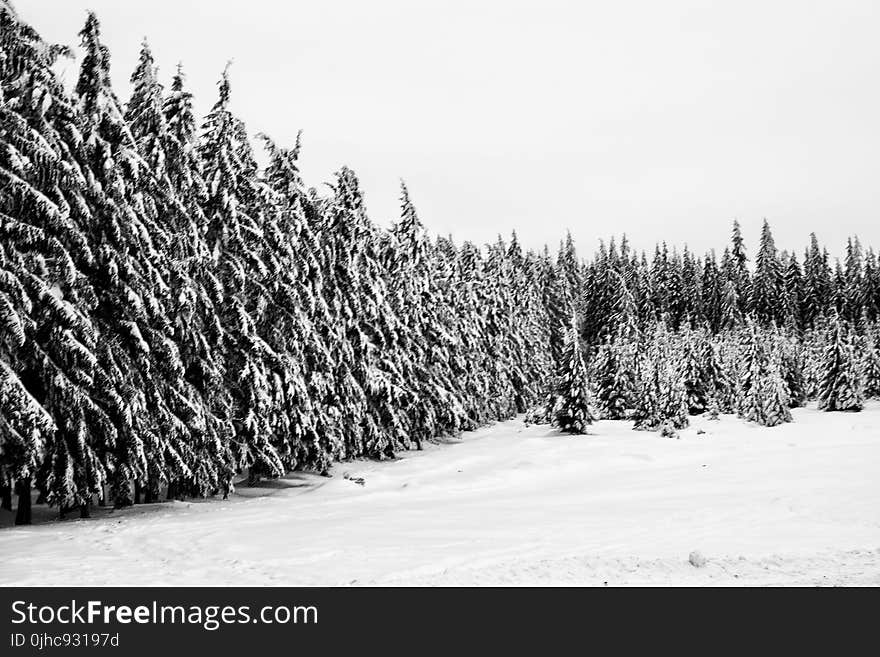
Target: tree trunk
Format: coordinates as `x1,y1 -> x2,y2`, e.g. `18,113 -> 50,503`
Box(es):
14,477 -> 32,526
0,477 -> 11,511
80,501 -> 90,519
143,476 -> 157,503
133,480 -> 142,505
166,481 -> 177,501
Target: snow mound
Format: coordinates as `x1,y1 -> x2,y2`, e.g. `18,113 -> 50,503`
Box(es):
689,551 -> 708,568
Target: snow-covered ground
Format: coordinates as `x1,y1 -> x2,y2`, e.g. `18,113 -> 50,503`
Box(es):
2,403 -> 879,586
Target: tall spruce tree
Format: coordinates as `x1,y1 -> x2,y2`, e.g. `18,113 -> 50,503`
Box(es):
0,6 -> 124,522
74,12 -> 199,511
199,64 -> 282,488
752,219 -> 784,325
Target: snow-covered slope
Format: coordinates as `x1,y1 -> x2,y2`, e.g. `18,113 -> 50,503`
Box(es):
1,403 -> 879,586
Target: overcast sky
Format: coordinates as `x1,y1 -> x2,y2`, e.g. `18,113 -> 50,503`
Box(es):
19,0 -> 880,259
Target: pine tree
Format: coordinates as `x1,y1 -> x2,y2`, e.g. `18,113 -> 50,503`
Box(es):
659,360 -> 690,430
200,64 -> 282,488
779,334 -> 806,408
818,317 -> 864,412
680,328 -> 709,414
802,234 -> 832,328
632,355 -> 662,431
552,317 -> 593,434
593,337 -> 633,420
782,252 -> 804,331
257,133 -> 329,471
386,181 -> 468,446
701,251 -> 724,333
729,220 -> 751,317
752,219 -> 784,325
737,320 -> 766,424
540,246 -> 569,372
862,250 -> 880,322
760,350 -> 793,427
632,324 -> 688,431
719,278 -> 741,331
843,237 -> 864,326
74,13 -> 214,510
862,333 -> 880,399
125,39 -> 167,176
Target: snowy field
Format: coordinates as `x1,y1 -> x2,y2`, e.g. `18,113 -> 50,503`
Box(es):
1,403 -> 879,586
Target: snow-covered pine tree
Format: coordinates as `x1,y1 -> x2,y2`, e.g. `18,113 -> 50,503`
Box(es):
317,167 -> 411,457
728,220 -> 751,318
156,62 -> 231,499
503,232 -> 551,414
700,335 -> 730,407
842,237 -> 864,327
481,237 -> 520,419
73,13 -> 212,509
539,246 -> 569,373
680,247 -> 703,327
817,316 -> 864,412
801,234 -> 832,328
862,331 -> 880,399
863,250 -> 880,323
199,64 -> 283,488
751,220 -> 784,325
649,243 -> 670,321
557,231 -> 583,321
737,319 -> 767,424
125,39 -> 232,502
664,247 -> 686,330
779,332 -> 806,408
782,251 -> 804,332
593,337 -> 633,420
613,269 -> 640,342
760,348 -> 793,427
832,260 -> 846,315
658,359 -> 690,430
632,357 -> 662,431
635,251 -> 657,325
800,315 -> 829,400
715,335 -> 740,412
719,277 -> 741,331
680,327 -> 709,414
256,133 -> 329,471
0,6 -> 73,522
632,323 -> 688,431
701,251 -> 724,333
427,239 -> 475,432
451,239 -> 496,427
552,316 -> 593,434
125,39 -> 167,176
386,181 -> 467,446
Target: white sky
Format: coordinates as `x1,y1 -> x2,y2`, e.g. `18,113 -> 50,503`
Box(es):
19,0 -> 880,259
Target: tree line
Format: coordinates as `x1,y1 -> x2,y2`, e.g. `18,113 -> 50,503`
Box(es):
1,6 -> 879,524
